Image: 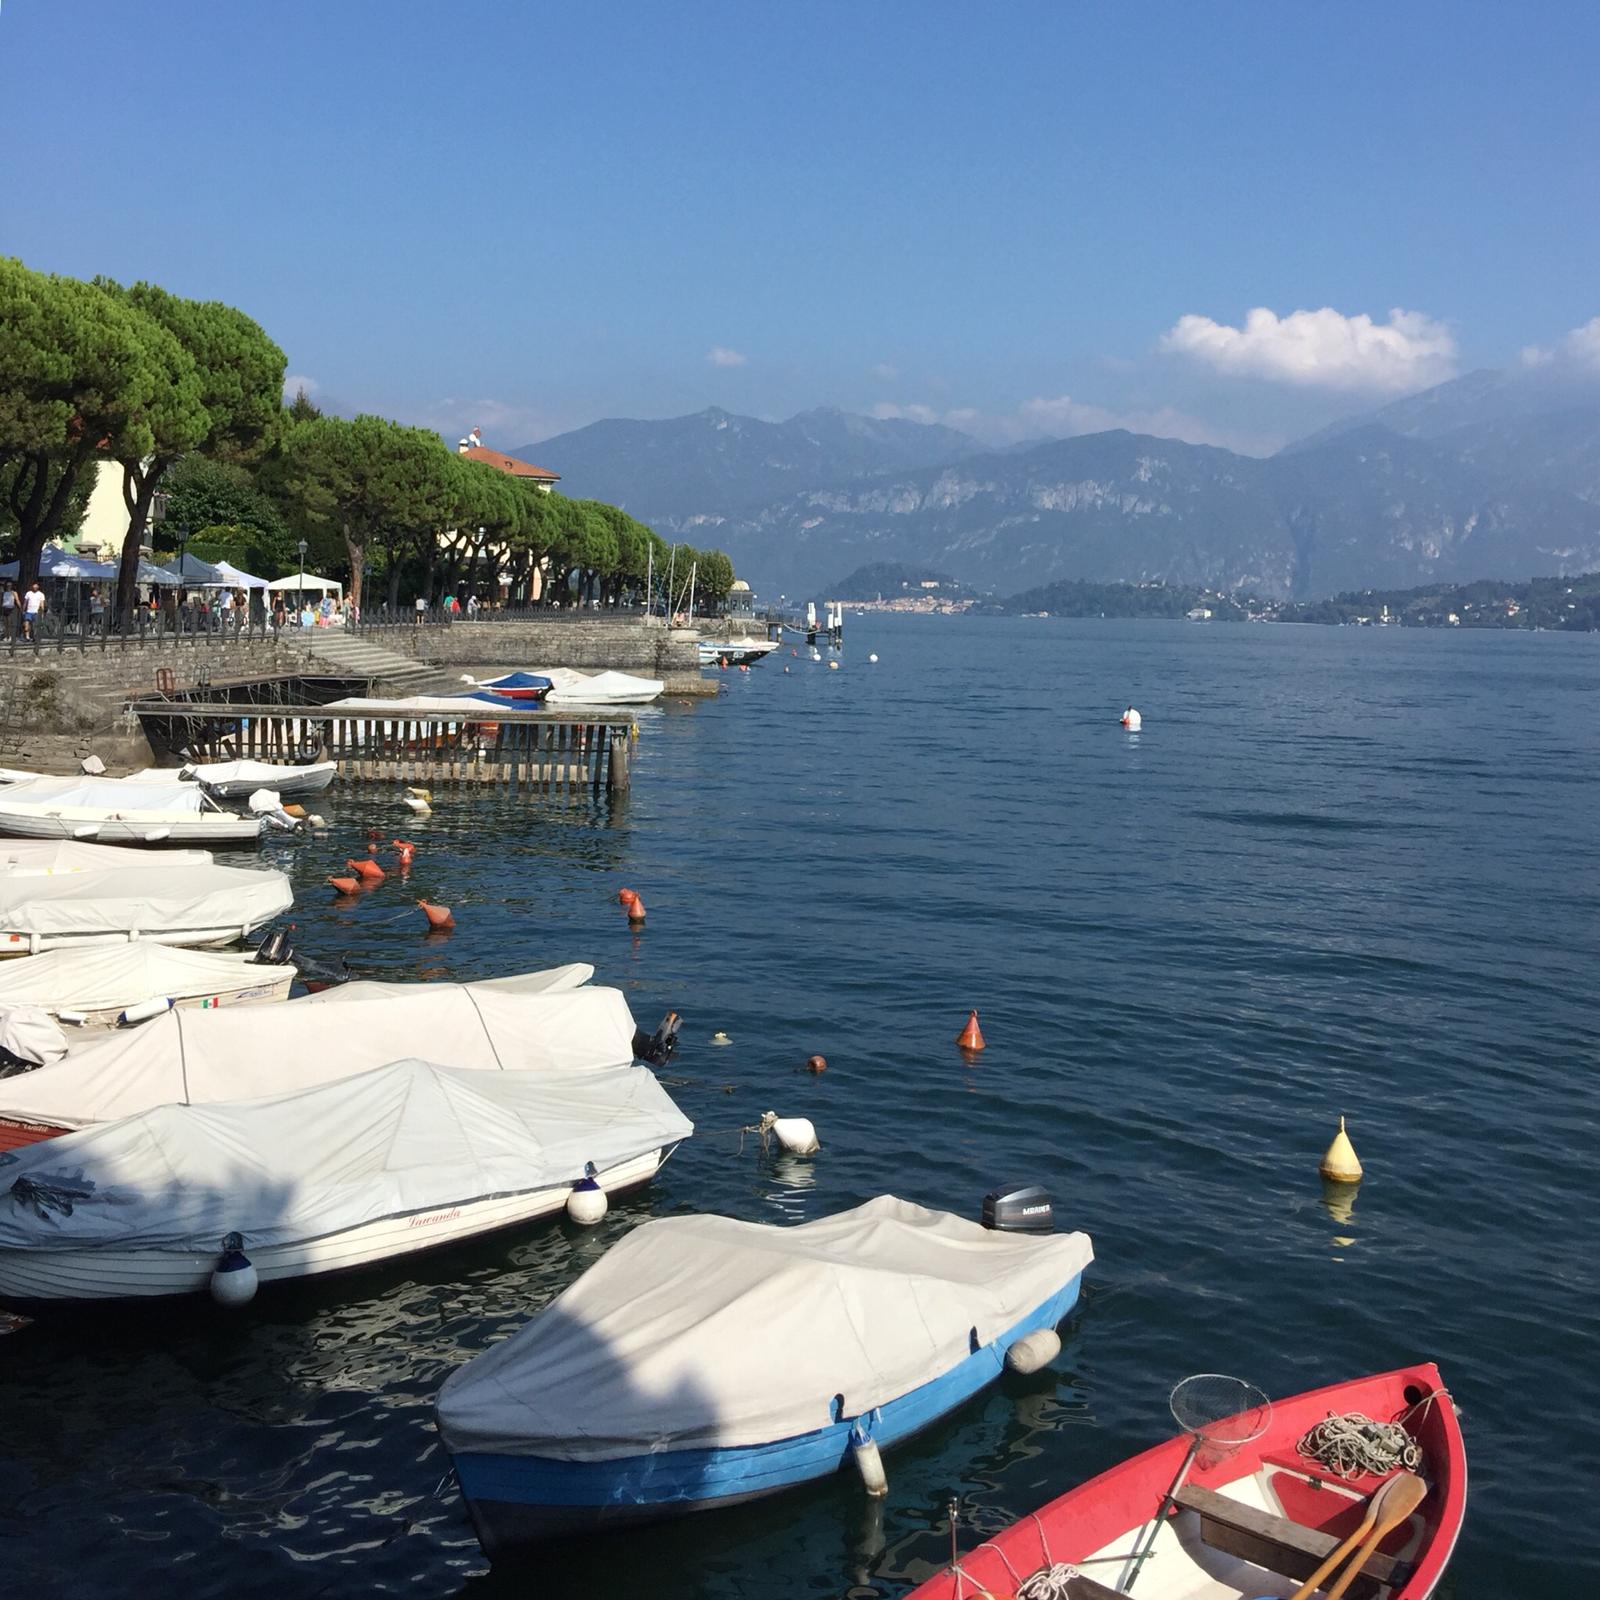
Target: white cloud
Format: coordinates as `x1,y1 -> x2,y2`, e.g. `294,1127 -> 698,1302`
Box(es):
706,345 -> 748,368
283,373 -> 319,401
869,361 -> 899,382
870,401 -> 942,425
410,396 -> 577,448
1159,305 -> 1457,393
1520,315 -> 1600,371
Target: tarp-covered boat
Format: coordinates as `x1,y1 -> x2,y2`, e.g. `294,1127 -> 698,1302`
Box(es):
0,974 -> 639,1148
437,1196 -> 1093,1554
0,944 -> 295,1027
903,1364 -> 1465,1600
1,839 -> 213,874
469,672 -> 552,702
0,860 -> 292,959
0,1057 -> 693,1301
128,760 -> 338,799
0,774 -> 263,846
478,670 -> 663,706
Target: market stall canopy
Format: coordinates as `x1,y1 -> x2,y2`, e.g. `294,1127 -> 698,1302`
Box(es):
154,553 -> 231,587
266,573 -> 343,595
0,547 -> 119,581
212,560 -> 269,590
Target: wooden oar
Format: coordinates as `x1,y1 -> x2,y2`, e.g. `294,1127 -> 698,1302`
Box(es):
1287,1471 -> 1426,1600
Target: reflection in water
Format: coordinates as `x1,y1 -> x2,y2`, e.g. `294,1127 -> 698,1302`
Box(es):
1320,1175 -> 1360,1226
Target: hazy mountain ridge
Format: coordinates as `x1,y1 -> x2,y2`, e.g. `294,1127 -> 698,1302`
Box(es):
517,383 -> 1600,599
514,406 -> 981,526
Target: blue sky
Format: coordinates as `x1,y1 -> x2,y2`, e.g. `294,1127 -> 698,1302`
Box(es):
3,1 -> 1597,454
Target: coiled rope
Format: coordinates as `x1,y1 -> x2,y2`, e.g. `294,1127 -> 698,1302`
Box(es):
1296,1409 -> 1425,1479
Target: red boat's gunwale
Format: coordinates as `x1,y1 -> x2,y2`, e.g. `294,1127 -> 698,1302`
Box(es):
906,1363 -> 1464,1600
0,1118 -> 64,1153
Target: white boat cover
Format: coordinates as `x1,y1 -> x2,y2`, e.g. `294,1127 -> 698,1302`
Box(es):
538,670 -> 664,704
0,979 -> 639,1130
0,774 -> 206,813
295,964 -> 594,1004
0,945 -> 295,1014
0,1007 -> 68,1066
127,761 -> 337,792
0,1058 -> 692,1252
325,695 -> 524,716
0,840 -> 213,875
436,1197 -> 1095,1461
0,863 -> 291,942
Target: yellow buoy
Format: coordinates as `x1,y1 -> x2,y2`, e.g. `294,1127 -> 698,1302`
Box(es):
1319,1115 -> 1363,1183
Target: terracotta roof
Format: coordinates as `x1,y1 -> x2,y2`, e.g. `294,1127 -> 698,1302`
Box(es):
459,444 -> 560,482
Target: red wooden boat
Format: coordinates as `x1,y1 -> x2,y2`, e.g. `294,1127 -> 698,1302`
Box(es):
908,1364 -> 1463,1600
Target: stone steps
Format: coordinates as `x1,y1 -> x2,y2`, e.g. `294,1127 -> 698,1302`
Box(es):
279,630 -> 450,692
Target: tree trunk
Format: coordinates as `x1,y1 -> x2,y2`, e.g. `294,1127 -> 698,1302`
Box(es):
115,460 -> 165,622
6,447 -> 93,589
344,524 -> 364,614
386,559 -> 403,615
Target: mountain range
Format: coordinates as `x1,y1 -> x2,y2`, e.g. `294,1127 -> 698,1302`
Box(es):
516,370 -> 1600,600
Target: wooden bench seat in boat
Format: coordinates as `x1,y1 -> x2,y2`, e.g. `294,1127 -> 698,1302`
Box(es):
1175,1483 -> 1406,1599
1063,1575 -> 1126,1600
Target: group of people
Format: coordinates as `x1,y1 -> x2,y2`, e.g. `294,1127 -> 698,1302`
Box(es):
1,582 -> 49,639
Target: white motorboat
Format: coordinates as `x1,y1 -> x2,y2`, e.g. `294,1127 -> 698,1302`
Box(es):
0,943 -> 295,1029
0,839 -> 213,875
466,670 -> 663,706
0,971 -> 640,1149
0,774 -> 264,847
128,760 -> 338,800
697,638 -> 780,667
0,860 -> 292,960
0,1057 -> 693,1302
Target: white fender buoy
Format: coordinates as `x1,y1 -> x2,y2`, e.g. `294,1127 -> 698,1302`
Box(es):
828,660 -> 840,671
566,1163 -> 609,1225
868,653 -> 879,663
810,650 -> 822,662
1004,1328 -> 1062,1375
1121,707 -> 1141,731
118,995 -> 173,1026
850,1421 -> 888,1497
760,1111 -> 820,1155
210,1233 -> 258,1307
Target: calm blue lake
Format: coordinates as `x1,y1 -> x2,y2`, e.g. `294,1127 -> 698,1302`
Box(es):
2,614 -> 1596,1598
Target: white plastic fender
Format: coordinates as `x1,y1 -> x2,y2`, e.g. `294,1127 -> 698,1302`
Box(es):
1004,1327 -> 1062,1375
210,1235 -> 259,1307
566,1168 -> 608,1225
765,1114 -> 820,1155
868,653 -> 879,663
851,1422 -> 888,1497
1121,707 -> 1142,731
119,995 -> 173,1026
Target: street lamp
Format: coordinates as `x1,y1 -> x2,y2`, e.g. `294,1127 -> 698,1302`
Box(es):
297,538 -> 307,593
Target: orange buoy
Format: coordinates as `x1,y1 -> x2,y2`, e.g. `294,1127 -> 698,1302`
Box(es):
328,875 -> 360,896
284,804 -> 308,819
366,828 -> 382,841
418,899 -> 455,931
347,858 -> 385,882
618,887 -> 637,906
391,838 -> 417,865
806,1054 -> 827,1074
624,892 -> 646,925
957,1009 -> 986,1051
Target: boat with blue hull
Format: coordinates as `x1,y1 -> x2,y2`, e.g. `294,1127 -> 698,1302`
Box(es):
437,1194 -> 1093,1556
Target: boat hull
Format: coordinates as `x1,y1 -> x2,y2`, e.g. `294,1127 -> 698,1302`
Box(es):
450,1276 -> 1084,1558
904,1363 -> 1465,1600
0,804 -> 261,847
200,765 -> 337,800
0,1148 -> 667,1303
47,969 -> 294,1029
0,922 -> 281,958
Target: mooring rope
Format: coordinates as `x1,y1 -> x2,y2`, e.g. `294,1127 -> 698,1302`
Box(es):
1297,1409 -> 1426,1479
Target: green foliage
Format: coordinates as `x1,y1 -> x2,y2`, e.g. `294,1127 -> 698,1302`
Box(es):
159,455 -> 292,572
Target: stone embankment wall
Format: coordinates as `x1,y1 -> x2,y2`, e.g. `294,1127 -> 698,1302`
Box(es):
0,637 -> 297,734
378,620 -> 700,674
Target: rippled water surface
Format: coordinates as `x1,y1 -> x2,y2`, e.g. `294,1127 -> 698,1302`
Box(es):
4,616 -> 1598,1598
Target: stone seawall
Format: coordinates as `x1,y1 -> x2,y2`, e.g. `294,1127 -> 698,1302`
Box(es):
378,620 -> 702,675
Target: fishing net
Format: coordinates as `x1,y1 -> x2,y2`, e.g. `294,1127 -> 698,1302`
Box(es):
1170,1373 -> 1272,1460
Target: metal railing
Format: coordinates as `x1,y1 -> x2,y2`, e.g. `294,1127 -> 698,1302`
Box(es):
0,607 -> 283,655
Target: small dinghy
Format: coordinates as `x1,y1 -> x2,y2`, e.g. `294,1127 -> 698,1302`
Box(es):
0,860 -> 292,958
0,971 -> 648,1150
0,1057 -> 692,1302
129,759 -> 338,800
0,943 -> 295,1029
436,1192 -> 1093,1556
0,773 -> 265,846
466,671 -> 552,702
0,839 -> 213,874
697,638 -> 780,667
905,1364 -> 1464,1600
472,669 -> 664,706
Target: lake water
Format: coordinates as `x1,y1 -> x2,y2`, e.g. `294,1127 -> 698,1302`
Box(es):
3,615 -> 1597,1599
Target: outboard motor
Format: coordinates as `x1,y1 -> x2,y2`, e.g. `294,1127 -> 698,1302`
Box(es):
633,1010 -> 681,1066
981,1183 -> 1054,1234
253,929 -> 293,966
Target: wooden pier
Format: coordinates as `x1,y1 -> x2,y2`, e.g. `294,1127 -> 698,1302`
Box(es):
131,700 -> 636,794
